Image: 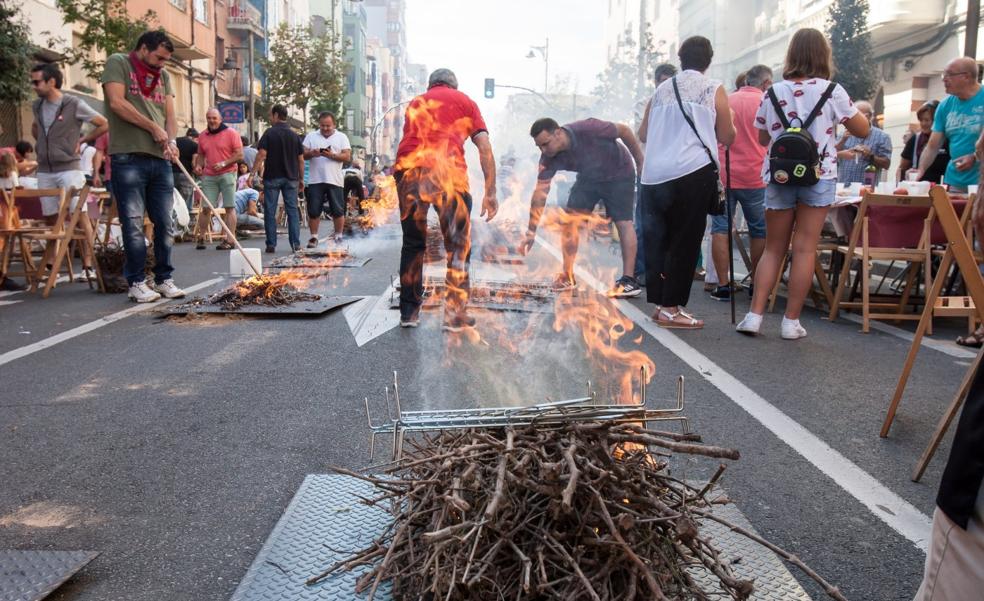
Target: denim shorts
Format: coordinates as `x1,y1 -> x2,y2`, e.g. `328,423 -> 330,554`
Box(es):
711,187 -> 766,238
765,179 -> 837,210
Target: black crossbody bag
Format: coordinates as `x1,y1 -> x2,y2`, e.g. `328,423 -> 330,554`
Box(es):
672,76 -> 725,216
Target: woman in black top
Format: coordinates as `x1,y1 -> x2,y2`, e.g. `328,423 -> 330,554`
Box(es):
898,101 -> 949,183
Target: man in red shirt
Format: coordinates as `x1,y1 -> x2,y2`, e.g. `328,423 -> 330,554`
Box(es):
195,107 -> 243,249
394,68 -> 498,332
709,64 -> 772,302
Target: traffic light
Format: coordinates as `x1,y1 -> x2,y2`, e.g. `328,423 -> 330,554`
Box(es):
484,78 -> 495,99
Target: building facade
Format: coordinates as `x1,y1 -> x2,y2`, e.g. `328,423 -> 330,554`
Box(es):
675,0 -> 974,176
343,0 -> 370,158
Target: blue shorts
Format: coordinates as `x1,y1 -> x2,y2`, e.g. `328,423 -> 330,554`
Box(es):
711,188 -> 766,238
764,179 -> 836,210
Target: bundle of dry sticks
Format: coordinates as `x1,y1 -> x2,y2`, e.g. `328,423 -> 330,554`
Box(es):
313,423 -> 847,600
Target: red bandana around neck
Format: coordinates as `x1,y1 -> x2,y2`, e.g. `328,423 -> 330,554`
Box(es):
128,51 -> 162,98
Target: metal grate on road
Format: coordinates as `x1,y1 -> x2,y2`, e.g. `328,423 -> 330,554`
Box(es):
0,550 -> 99,601
231,474 -> 811,600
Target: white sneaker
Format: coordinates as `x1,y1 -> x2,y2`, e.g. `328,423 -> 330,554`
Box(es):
736,312 -> 763,336
781,317 -> 807,340
152,279 -> 186,299
128,281 -> 161,303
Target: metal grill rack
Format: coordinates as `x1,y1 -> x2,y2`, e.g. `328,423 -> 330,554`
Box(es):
363,368 -> 689,460
389,275 -> 572,313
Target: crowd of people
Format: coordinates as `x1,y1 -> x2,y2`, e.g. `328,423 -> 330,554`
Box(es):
0,24 -> 981,596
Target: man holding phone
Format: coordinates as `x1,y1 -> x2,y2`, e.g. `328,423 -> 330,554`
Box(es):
302,111 -> 351,246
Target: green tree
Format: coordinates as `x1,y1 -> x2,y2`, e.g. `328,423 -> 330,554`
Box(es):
826,0 -> 879,101
262,23 -> 347,127
49,0 -> 157,82
0,0 -> 34,104
591,30 -> 664,123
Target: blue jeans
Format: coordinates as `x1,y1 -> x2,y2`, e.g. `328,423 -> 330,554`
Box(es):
710,188 -> 767,238
262,178 -> 300,249
111,153 -> 175,285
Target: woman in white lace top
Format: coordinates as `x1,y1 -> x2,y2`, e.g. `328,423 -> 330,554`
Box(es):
637,36 -> 736,329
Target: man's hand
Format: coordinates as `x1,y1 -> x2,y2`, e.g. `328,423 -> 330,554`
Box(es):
853,144 -> 871,159
480,191 -> 498,222
92,174 -> 102,188
954,153 -> 977,171
164,142 -> 179,163
976,134 -> 984,162
151,125 -> 169,147
193,164 -> 204,176
519,229 -> 536,255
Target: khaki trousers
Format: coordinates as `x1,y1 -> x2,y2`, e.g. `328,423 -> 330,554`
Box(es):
914,508 -> 984,600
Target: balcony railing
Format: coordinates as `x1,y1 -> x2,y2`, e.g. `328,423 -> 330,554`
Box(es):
228,1 -> 264,37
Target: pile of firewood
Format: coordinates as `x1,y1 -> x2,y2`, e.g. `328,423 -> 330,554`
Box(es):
313,423 -> 846,600
94,244 -> 154,293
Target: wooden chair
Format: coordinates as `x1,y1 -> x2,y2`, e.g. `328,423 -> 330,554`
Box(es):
765,239 -> 837,313
20,185 -> 98,298
828,192 -> 935,333
0,188 -> 42,288
193,206 -> 226,245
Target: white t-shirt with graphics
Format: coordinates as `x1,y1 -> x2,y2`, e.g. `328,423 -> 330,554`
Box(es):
303,130 -> 351,186
754,78 -> 858,182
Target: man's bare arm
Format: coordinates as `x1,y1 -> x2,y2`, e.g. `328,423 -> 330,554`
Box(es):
84,115 -> 108,144
473,132 -> 497,221
637,99 -> 652,143
251,149 -> 267,179
616,123 -> 645,173
519,179 -> 551,255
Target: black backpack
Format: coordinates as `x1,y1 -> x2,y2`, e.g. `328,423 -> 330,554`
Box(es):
766,82 -> 837,186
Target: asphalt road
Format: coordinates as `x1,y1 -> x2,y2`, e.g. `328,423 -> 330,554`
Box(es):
0,219 -> 969,601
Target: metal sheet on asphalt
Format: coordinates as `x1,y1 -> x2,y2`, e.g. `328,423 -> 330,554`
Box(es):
268,257 -> 371,270
0,550 -> 99,601
158,296 -> 362,317
230,474 -> 810,600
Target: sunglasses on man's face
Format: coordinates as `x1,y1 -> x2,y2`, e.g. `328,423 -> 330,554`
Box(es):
30,79 -> 44,86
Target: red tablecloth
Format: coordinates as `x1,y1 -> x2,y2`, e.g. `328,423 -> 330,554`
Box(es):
867,197 -> 967,248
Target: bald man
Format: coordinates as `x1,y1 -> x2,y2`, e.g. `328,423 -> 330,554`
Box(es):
918,57 -> 983,191
835,100 -> 892,184
194,107 -> 243,249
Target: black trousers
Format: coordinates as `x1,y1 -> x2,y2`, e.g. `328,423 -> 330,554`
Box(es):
641,163 -> 717,307
396,169 -> 473,320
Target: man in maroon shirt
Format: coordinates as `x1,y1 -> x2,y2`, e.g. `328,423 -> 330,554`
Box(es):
394,68 -> 498,332
521,117 -> 645,298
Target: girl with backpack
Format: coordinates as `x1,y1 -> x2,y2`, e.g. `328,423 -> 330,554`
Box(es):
736,28 -> 870,339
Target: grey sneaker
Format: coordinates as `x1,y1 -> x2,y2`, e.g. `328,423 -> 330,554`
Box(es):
128,281 -> 161,303
551,273 -> 577,292
152,279 -> 186,299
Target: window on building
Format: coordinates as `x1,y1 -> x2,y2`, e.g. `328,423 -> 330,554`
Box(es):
169,0 -> 188,11
215,37 -> 225,71
194,0 -> 209,25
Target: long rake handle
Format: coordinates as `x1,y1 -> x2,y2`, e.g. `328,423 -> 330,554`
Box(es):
173,159 -> 262,277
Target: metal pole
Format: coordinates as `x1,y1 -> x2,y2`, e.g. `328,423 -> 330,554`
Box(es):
248,37 -> 256,141
725,148 -> 736,325
544,37 -> 549,94
967,0 -> 981,59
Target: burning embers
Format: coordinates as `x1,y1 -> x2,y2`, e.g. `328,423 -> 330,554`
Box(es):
269,248 -> 369,270
208,274 -> 322,309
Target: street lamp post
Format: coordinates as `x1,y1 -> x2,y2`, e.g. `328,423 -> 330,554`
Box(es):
526,37 -> 549,94
369,99 -> 412,172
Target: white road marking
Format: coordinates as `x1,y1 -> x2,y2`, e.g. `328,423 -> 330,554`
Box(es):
0,300 -> 23,307
344,283 -> 400,347
0,275 -> 71,298
0,278 -> 224,368
538,238 -> 933,550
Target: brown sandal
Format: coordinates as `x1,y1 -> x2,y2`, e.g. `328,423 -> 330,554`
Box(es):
956,326 -> 984,348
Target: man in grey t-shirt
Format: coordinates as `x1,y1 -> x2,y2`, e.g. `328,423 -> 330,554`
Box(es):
30,63 -> 107,216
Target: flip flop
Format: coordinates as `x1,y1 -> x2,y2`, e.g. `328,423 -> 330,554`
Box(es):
654,307 -> 703,329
